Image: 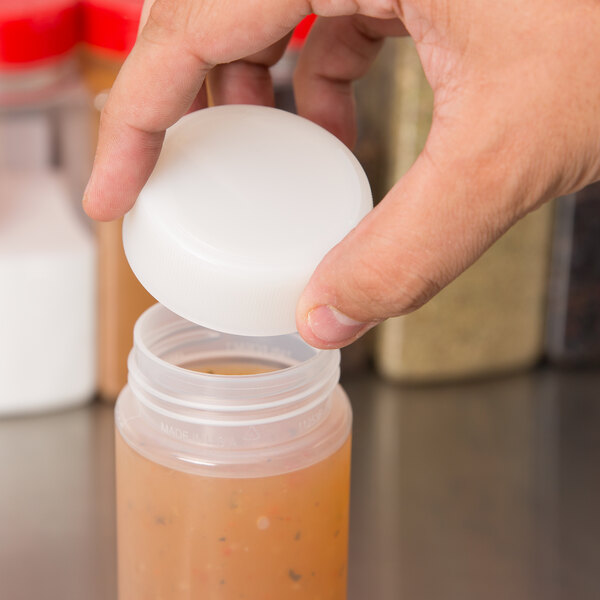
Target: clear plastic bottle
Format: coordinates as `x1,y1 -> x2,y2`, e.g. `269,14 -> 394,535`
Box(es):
116,106 -> 369,597
116,304 -> 352,599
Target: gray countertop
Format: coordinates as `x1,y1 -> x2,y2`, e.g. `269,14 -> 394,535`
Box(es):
1,367 -> 599,600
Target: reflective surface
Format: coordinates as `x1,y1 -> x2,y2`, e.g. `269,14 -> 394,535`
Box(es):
1,368 -> 599,600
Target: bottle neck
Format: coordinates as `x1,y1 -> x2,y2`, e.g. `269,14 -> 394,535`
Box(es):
127,304 -> 341,449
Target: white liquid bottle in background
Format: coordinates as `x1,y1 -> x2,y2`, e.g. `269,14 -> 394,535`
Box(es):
0,1 -> 96,415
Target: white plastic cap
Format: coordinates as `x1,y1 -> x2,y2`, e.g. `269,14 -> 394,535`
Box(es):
123,105 -> 372,336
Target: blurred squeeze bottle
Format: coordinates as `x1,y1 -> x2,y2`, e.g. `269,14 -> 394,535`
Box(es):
0,0 -> 96,415
80,0 -> 155,402
271,14 -> 316,113
374,38 -> 554,383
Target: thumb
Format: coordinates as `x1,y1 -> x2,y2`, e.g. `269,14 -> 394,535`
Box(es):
295,122 -> 535,349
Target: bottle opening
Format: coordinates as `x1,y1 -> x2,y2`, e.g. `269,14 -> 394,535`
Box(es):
123,304 -> 341,449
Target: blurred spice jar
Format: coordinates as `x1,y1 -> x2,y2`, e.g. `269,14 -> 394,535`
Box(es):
80,0 -> 155,402
546,182 -> 600,366
374,38 -> 554,383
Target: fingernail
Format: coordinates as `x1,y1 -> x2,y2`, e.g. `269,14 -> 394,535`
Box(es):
307,305 -> 372,345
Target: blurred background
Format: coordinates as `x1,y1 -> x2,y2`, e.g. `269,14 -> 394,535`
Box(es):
0,2 -> 599,599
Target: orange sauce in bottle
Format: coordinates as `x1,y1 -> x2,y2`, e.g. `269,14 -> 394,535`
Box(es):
116,362 -> 351,599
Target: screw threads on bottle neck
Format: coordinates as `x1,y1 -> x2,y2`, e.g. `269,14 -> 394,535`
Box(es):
127,304 -> 340,449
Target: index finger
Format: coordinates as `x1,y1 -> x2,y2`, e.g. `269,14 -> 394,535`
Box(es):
82,0 -> 306,222
82,23 -> 211,221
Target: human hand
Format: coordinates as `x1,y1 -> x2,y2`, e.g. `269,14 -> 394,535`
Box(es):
83,0 -> 600,349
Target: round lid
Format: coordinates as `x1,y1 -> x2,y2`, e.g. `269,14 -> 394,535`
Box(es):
0,0 -> 79,68
81,0 -> 143,56
123,105 -> 372,337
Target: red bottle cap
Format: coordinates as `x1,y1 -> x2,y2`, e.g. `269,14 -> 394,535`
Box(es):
0,0 -> 79,68
289,14 -> 317,50
81,0 -> 144,57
